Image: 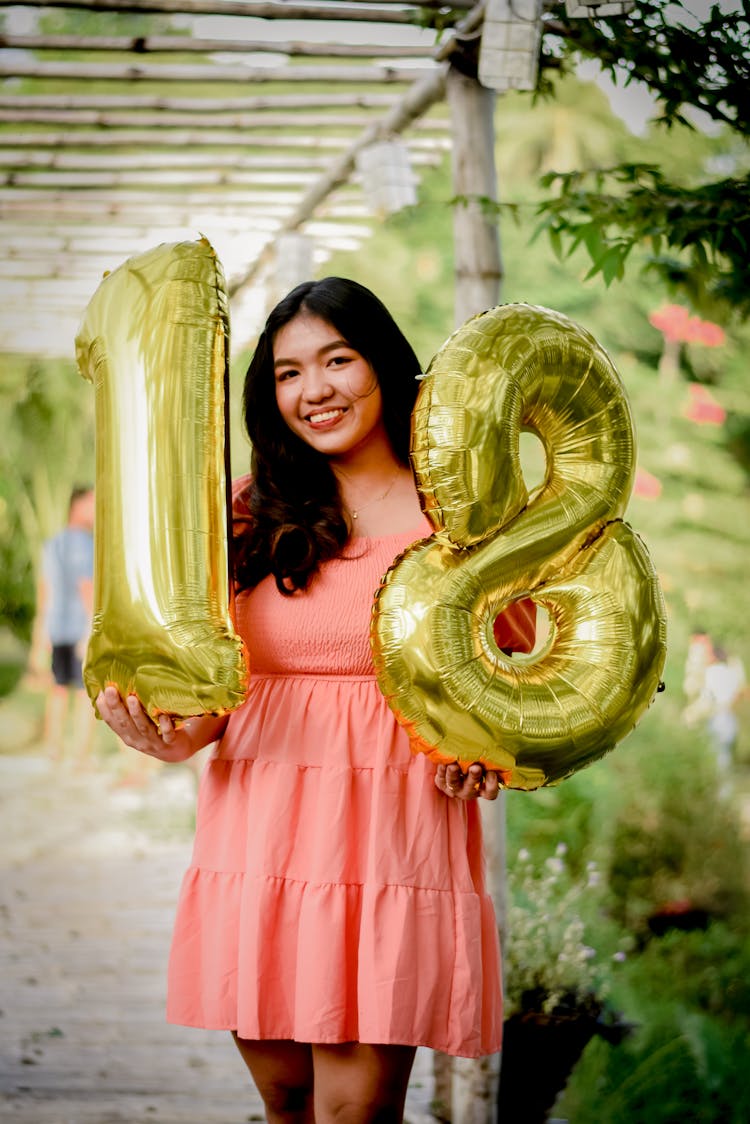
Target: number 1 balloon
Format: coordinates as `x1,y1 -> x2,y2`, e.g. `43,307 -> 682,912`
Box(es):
75,238 -> 249,722
371,304 -> 667,790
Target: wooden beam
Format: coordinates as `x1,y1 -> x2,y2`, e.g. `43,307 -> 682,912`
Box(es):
0,149 -> 441,172
0,169 -> 325,188
0,231 -> 365,277
0,189 -> 369,216
3,218 -> 372,252
0,59 -> 435,83
0,188 -> 312,208
0,33 -> 437,58
0,109 -> 380,128
0,129 -> 450,151
4,226 -> 282,252
1,0 -> 472,20
0,150 -> 336,171
0,130 -> 362,150
0,107 -> 451,131
0,93 -> 401,110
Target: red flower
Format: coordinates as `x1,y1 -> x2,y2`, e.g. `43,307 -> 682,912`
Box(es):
649,305 -> 725,347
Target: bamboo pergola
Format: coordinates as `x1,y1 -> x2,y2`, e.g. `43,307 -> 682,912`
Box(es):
0,0 -> 495,357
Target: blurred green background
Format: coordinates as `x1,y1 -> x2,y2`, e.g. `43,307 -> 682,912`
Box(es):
1,62 -> 749,1122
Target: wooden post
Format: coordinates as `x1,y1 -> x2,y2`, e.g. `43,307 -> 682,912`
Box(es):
444,63 -> 506,1124
446,66 -> 503,328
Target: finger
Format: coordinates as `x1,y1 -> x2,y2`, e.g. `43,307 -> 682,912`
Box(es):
445,764 -> 464,794
96,689 -> 113,722
435,763 -> 448,792
97,684 -> 121,722
158,713 -> 176,744
98,685 -> 131,732
461,763 -> 485,799
126,694 -> 154,736
480,770 -> 500,801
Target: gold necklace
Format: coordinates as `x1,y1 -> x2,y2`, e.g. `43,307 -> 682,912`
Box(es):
349,469 -> 400,520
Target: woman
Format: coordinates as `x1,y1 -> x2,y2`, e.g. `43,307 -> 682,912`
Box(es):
98,278 -> 535,1123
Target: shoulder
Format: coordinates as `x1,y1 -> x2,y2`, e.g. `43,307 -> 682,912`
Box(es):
232,474 -> 253,519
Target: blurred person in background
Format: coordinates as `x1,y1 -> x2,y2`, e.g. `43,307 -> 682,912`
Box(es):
682,625 -> 713,709
37,485 -> 96,766
703,643 -> 746,785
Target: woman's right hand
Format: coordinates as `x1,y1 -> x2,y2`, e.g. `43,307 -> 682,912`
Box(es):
96,685 -> 224,764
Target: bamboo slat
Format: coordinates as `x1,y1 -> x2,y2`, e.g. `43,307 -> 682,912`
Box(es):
0,93 -> 401,110
0,109 -> 380,127
0,59 -> 435,83
0,129 -> 450,151
0,33 -> 437,58
0,0 -> 469,23
0,148 -> 441,170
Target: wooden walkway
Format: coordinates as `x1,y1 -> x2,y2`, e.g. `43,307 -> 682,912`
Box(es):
0,754 -> 435,1123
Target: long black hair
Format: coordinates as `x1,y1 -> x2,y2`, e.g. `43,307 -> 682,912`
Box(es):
233,277 -> 422,594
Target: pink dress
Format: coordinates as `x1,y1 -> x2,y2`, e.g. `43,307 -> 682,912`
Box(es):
167,498 -> 535,1058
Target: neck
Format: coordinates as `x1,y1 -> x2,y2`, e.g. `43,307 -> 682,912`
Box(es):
330,434 -> 402,489
330,444 -> 405,520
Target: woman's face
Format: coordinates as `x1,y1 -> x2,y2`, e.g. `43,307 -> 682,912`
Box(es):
272,312 -> 387,462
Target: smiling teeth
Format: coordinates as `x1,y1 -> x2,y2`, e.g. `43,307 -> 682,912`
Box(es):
309,409 -> 343,423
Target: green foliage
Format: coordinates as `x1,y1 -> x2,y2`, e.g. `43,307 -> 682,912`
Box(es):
545,0 -> 750,135
535,164 -> 750,313
558,1012 -> 750,1123
618,923 -> 750,1026
603,717 -> 750,932
558,923 -> 750,1120
534,1 -> 750,317
0,353 -> 94,647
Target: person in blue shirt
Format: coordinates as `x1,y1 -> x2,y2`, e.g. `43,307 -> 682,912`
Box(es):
39,486 -> 95,764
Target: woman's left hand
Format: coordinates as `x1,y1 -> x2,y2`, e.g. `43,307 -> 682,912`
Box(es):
435,762 -> 500,801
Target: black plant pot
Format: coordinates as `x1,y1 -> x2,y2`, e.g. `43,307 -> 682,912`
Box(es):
497,993 -> 630,1123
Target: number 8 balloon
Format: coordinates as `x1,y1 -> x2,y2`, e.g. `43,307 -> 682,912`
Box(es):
371,304 -> 667,790
75,238 -> 249,722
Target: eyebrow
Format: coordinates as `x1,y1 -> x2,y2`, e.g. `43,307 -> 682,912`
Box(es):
273,339 -> 352,369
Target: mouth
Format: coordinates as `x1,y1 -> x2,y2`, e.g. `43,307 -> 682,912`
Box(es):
306,407 -> 347,426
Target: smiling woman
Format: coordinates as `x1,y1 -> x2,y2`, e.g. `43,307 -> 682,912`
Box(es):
96,276 -> 536,1124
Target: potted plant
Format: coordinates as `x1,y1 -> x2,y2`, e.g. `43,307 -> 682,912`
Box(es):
498,845 -> 632,1122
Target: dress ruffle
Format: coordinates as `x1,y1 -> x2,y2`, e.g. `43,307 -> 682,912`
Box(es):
168,676 -> 502,1056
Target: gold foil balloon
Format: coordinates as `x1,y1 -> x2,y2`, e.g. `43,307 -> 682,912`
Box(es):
75,238 -> 249,722
372,304 -> 667,790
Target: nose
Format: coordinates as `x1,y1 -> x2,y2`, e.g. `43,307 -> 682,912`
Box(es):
301,367 -> 334,403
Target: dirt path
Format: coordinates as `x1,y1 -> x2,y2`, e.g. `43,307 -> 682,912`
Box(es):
0,754 -> 435,1123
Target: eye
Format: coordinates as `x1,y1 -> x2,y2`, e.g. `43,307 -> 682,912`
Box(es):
328,354 -> 352,367
275,368 -> 298,382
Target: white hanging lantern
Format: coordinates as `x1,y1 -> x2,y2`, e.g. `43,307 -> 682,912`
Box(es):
355,139 -> 417,217
274,232 -> 313,293
565,0 -> 635,17
478,0 -> 543,93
